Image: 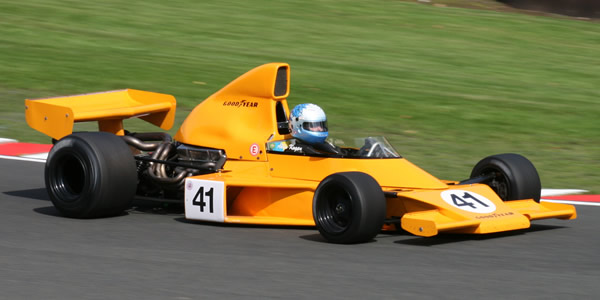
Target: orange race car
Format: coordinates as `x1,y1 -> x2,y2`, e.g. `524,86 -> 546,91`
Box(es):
25,63 -> 576,244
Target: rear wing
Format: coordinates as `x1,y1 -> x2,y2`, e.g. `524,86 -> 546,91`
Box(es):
25,89 -> 176,139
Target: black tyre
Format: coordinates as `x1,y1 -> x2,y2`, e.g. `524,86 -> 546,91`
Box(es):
45,132 -> 138,218
313,172 -> 386,244
470,153 -> 541,202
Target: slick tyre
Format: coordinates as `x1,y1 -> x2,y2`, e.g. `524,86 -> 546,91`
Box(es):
313,172 -> 386,244
45,132 -> 137,218
470,153 -> 541,202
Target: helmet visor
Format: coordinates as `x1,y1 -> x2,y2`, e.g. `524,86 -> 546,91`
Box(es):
302,121 -> 328,132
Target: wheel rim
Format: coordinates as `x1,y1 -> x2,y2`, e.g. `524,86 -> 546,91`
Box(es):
316,183 -> 353,234
480,168 -> 510,200
50,152 -> 88,203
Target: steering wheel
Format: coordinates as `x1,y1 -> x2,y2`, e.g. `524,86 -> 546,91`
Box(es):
358,138 -> 382,158
357,137 -> 396,158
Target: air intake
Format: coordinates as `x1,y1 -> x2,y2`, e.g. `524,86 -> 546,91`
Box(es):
274,66 -> 288,97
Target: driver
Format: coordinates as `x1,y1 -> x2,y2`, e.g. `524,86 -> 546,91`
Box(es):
285,103 -> 341,155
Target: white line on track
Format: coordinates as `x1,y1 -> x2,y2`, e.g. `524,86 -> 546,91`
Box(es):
22,153 -> 49,159
541,199 -> 600,207
0,155 -> 46,163
0,138 -> 18,144
541,189 -> 589,197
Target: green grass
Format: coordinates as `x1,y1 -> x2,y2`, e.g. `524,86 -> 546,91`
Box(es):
1,0 -> 598,193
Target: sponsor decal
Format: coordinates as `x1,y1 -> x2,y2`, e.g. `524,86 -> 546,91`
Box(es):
223,100 -> 258,108
475,212 -> 515,219
269,141 -> 288,152
250,143 -> 260,156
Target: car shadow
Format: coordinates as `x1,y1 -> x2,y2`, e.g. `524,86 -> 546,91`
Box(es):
32,206 -> 132,218
298,233 -> 327,243
128,202 -> 185,216
32,206 -> 62,217
299,229 -> 412,244
174,217 -> 315,231
298,224 -> 568,245
4,188 -> 50,201
31,198 -> 182,218
393,224 -> 567,246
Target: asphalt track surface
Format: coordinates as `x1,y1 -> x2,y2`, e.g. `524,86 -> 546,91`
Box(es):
1,158 -> 598,299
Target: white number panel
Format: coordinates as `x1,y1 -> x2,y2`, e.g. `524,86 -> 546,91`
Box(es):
441,190 -> 497,214
184,179 -> 225,222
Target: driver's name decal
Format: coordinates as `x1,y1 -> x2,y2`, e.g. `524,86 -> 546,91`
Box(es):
288,145 -> 302,152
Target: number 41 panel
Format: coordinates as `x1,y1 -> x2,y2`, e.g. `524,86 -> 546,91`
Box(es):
185,179 -> 226,222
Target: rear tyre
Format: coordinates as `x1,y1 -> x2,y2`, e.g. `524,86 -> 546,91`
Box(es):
470,153 -> 541,202
313,172 -> 386,244
45,132 -> 137,218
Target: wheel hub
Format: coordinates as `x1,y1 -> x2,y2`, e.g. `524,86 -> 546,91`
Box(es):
335,203 -> 346,214
488,172 -> 509,200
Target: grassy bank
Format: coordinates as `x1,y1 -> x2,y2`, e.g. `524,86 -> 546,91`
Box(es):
1,0 -> 598,192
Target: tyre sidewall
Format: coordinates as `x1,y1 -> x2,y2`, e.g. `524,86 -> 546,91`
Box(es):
45,137 -> 100,216
471,153 -> 541,202
45,132 -> 137,218
313,172 -> 386,244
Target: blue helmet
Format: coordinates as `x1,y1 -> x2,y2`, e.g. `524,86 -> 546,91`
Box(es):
289,103 -> 328,144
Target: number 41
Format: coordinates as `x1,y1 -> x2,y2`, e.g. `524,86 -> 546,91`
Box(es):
192,186 -> 214,213
451,192 -> 489,209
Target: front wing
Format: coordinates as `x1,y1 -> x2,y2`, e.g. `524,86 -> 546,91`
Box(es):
390,184 -> 576,237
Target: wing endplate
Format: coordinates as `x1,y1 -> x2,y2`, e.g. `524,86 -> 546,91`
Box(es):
401,210 -> 481,237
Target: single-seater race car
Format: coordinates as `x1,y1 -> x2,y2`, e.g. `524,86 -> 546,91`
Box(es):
25,63 -> 576,244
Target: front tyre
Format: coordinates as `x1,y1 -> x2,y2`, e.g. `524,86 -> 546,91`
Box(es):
470,153 -> 541,202
313,172 -> 386,244
45,132 -> 137,218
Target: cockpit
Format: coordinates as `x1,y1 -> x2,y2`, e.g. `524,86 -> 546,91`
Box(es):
267,136 -> 401,159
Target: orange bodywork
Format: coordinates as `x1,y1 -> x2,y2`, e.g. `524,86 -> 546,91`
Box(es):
186,156 -> 575,235
175,63 -> 291,162
174,63 -> 575,234
25,89 -> 176,140
25,62 -> 576,236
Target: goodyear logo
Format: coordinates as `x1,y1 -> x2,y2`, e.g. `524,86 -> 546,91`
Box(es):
475,212 -> 514,219
223,100 -> 258,108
